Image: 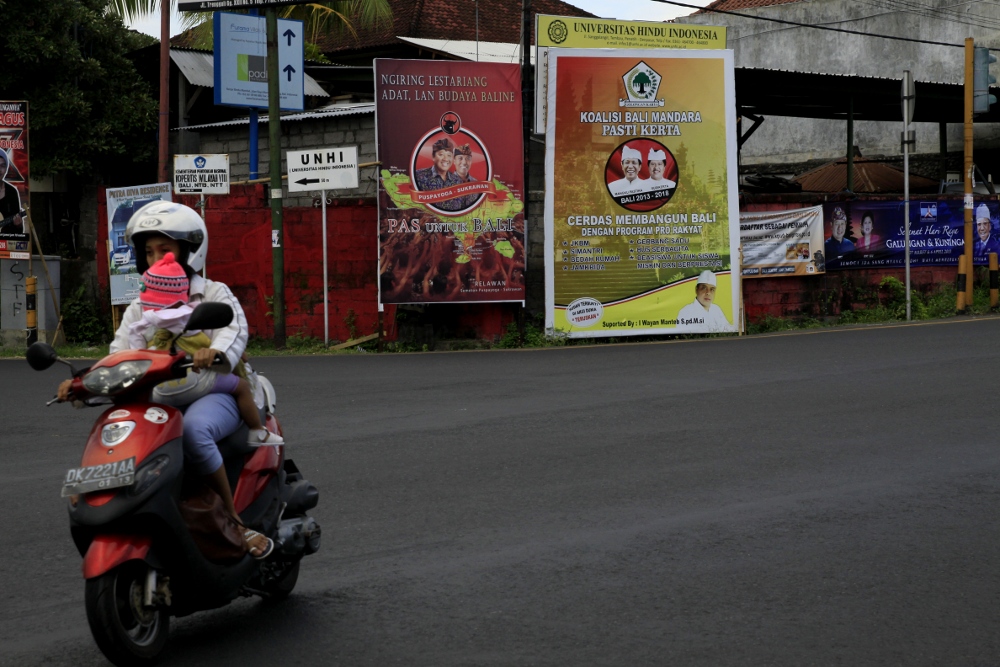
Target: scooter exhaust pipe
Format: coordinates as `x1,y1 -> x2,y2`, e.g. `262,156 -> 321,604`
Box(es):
275,516 -> 321,556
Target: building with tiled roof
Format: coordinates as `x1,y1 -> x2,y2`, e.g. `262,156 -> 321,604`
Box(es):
696,0 -> 801,12
312,0 -> 596,63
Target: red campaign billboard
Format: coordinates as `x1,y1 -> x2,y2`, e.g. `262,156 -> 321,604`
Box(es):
0,101 -> 29,252
375,60 -> 526,304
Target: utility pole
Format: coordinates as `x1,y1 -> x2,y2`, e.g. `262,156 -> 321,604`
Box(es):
963,38 -> 974,311
267,8 -> 286,346
902,70 -> 914,321
158,1 -> 170,183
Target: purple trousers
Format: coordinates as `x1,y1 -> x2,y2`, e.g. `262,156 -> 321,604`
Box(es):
181,393 -> 242,475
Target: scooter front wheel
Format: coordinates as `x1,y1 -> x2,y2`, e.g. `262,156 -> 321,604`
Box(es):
85,563 -> 169,666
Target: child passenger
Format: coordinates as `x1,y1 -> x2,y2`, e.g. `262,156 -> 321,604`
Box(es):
129,252 -> 284,446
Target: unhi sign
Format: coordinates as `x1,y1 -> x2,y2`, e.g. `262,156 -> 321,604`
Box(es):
286,146 -> 359,192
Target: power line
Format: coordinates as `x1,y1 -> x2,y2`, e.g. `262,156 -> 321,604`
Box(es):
866,0 -> 1000,30
652,0 -> 994,49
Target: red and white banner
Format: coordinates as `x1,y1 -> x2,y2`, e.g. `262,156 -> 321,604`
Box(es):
375,60 -> 526,304
0,101 -> 29,253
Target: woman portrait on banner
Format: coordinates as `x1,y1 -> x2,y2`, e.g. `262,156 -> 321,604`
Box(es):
854,212 -> 882,253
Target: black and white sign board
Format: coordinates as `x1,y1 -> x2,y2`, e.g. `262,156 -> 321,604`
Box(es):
286,146 -> 358,193
173,154 -> 230,195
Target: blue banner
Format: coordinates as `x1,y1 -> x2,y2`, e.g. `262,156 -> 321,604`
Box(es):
822,200 -> 999,270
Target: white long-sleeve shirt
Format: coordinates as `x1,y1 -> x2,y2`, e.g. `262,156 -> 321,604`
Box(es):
109,274 -> 249,374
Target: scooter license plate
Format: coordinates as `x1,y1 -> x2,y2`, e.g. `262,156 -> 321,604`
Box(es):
61,457 -> 137,497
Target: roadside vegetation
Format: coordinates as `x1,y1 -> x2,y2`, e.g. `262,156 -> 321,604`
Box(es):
2,276 -> 994,359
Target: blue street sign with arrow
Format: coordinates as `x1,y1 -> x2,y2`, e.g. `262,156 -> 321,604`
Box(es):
283,28 -> 296,46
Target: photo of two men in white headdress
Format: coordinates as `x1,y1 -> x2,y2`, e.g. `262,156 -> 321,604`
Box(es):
606,143 -> 677,200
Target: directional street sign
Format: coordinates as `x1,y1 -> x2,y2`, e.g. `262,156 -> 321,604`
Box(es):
213,12 -> 304,111
180,1 -> 310,10
173,154 -> 230,195
286,147 -> 359,193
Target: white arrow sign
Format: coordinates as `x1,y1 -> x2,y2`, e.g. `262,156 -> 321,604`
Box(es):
286,146 -> 359,193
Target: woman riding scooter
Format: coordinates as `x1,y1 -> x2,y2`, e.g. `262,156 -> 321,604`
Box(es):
57,201 -> 272,557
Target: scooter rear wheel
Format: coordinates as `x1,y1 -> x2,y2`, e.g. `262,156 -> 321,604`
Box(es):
85,563 -> 169,666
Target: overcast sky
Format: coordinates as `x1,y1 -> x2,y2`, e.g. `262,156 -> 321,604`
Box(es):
125,1 -> 715,39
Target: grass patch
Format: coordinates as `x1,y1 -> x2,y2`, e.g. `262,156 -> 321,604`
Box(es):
0,343 -> 107,359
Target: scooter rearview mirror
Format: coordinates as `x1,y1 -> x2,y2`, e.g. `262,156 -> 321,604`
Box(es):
26,342 -> 58,371
185,302 -> 234,332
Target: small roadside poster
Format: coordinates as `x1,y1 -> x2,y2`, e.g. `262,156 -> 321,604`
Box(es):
106,183 -> 172,305
174,154 -> 230,195
0,100 -> 29,251
740,206 -> 826,278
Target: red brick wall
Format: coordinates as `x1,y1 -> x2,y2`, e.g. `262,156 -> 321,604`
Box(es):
181,185 -> 394,343
99,184 -> 397,343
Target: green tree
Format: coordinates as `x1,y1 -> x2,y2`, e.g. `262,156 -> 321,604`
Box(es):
0,0 -> 157,177
111,1 -> 393,54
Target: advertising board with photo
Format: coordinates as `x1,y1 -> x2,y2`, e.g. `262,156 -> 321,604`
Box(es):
544,49 -> 740,337
740,206 -> 826,278
821,200 -> 999,270
375,59 -> 525,304
106,183 -> 172,305
0,101 -> 29,251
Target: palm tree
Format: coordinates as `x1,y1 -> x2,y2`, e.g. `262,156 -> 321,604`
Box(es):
106,1 -> 392,180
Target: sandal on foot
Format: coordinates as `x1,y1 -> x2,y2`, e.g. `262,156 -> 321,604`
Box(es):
249,428 -> 284,446
244,529 -> 274,560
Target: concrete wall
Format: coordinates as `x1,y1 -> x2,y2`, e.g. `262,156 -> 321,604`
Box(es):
683,0 -> 1000,164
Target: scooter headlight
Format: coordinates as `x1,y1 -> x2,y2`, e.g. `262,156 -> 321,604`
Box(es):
82,360 -> 152,396
101,421 -> 136,446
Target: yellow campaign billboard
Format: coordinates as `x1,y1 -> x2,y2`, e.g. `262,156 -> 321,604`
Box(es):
536,15 -> 727,50
534,15 -> 727,132
544,49 -> 741,337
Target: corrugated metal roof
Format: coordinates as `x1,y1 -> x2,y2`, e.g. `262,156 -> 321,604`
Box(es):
396,37 -> 534,65
169,48 -> 329,97
793,158 -> 939,194
739,65 -> 954,88
177,102 -> 374,131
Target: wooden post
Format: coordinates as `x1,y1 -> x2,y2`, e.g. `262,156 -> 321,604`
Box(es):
957,254 -> 968,312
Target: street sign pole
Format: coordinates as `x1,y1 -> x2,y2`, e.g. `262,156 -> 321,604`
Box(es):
902,70 -> 914,321
285,146 -> 359,346
322,190 -> 328,346
267,8 -> 285,347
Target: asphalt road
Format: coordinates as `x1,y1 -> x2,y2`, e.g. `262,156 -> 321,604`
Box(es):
3,318 -> 1000,666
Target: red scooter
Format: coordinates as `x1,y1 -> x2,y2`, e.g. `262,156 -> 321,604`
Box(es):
27,302 -> 320,666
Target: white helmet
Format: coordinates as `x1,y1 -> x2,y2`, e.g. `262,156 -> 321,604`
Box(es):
126,201 -> 207,274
